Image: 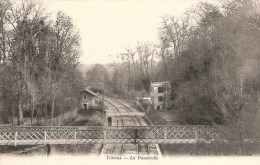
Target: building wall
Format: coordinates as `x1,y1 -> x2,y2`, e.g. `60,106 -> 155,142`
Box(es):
80,91 -> 98,110
150,81 -> 170,110
151,86 -> 161,110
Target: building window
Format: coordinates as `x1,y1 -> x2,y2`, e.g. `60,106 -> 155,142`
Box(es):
158,96 -> 164,102
158,87 -> 164,93
83,94 -> 87,99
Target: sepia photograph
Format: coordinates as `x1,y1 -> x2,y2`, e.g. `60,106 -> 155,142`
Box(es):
0,0 -> 259,164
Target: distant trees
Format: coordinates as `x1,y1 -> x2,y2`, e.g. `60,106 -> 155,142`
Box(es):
136,43 -> 156,91
0,0 -> 83,125
85,64 -> 110,92
108,43 -> 156,97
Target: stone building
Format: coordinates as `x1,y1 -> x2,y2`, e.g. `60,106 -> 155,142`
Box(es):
150,81 -> 171,110
80,89 -> 98,110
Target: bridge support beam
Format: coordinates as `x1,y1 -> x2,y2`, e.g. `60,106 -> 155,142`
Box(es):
46,144 -> 51,156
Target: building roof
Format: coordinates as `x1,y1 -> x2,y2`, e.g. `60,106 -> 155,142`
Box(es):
81,88 -> 97,96
151,81 -> 170,87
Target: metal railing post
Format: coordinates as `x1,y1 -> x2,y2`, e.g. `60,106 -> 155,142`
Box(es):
14,132 -> 17,146
164,129 -> 167,140
74,131 -> 77,140
73,131 -> 77,145
194,129 -> 198,143
44,131 -> 47,146
104,130 -> 106,142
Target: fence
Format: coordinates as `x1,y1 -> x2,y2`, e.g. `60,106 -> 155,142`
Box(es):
0,125 -> 223,146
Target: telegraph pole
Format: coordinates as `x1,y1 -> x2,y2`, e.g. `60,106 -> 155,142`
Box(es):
102,66 -> 105,117
101,82 -> 105,116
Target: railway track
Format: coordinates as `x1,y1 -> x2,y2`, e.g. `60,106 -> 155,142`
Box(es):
103,99 -> 124,126
100,95 -> 160,156
104,96 -> 145,126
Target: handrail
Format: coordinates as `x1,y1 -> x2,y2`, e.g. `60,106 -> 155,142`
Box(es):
0,125 -> 217,129
0,125 -> 258,146
0,125 -> 223,132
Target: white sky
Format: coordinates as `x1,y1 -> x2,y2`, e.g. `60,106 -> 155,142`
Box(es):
41,0 -> 208,65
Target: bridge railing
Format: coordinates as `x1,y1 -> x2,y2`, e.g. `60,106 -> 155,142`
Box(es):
3,125 -> 259,145
0,125 -> 228,146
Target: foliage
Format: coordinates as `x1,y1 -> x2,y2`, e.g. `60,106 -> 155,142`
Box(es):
109,0 -> 259,123
107,0 -> 260,153
0,0 -> 83,125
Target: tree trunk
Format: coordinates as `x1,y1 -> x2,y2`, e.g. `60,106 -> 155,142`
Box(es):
17,72 -> 23,125
50,83 -> 56,126
160,46 -> 170,79
11,109 -> 14,126
150,51 -> 154,81
45,101 -> 48,122
18,97 -> 23,125
31,96 -> 35,125
30,71 -> 36,125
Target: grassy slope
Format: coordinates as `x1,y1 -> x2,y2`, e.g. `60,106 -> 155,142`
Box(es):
146,110 -> 260,156
146,110 -> 187,125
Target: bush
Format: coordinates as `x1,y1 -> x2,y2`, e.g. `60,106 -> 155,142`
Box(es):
186,116 -> 212,125
80,106 -> 104,115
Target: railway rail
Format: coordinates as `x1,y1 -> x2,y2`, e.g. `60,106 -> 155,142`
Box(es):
105,96 -> 144,126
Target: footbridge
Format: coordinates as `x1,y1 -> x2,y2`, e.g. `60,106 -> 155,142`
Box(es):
0,125 -> 228,146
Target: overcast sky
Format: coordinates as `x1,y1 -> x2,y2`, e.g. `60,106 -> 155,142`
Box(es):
41,0 -> 210,65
